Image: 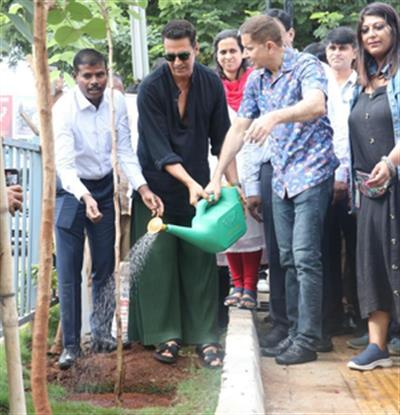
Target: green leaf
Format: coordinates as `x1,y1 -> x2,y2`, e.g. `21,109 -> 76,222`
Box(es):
48,50 -> 75,65
66,1 -> 92,22
48,8 -> 66,25
12,0 -> 34,16
82,18 -> 107,40
54,25 -> 82,46
128,8 -> 140,19
5,13 -> 33,43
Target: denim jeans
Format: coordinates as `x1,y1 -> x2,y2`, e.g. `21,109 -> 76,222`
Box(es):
260,161 -> 288,328
272,177 -> 333,350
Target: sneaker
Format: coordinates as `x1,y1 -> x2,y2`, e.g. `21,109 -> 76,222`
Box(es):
275,342 -> 317,365
261,336 -> 292,357
259,324 -> 288,348
347,343 -> 393,371
388,337 -> 400,356
347,333 -> 369,349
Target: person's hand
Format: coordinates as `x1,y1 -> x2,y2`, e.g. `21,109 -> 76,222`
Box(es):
367,161 -> 391,188
7,185 -> 23,216
137,184 -> 164,217
205,177 -> 222,202
243,113 -> 277,145
187,180 -> 209,206
81,193 -> 103,223
332,181 -> 348,205
247,195 -> 263,222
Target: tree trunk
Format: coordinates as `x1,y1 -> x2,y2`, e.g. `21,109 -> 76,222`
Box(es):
0,144 -> 27,415
31,1 -> 56,413
97,0 -> 125,401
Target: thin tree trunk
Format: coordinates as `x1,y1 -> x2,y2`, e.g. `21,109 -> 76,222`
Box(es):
49,321 -> 62,355
0,144 -> 27,415
31,1 -> 55,413
97,0 -> 125,402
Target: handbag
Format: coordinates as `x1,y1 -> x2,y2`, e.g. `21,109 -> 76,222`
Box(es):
354,170 -> 391,199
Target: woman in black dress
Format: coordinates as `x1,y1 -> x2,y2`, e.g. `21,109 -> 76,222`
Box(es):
347,2 -> 400,371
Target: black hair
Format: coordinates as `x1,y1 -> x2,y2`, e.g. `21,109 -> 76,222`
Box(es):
213,29 -> 249,80
162,19 -> 196,47
326,26 -> 356,48
357,2 -> 400,86
303,42 -> 327,64
73,49 -> 107,73
265,8 -> 292,31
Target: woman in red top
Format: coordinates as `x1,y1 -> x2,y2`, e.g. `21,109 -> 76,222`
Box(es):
213,29 -> 265,309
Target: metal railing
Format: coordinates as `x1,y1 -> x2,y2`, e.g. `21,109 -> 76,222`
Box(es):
2,137 -> 42,326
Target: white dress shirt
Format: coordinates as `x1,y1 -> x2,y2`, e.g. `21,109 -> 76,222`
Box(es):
326,69 -> 357,183
53,85 -> 146,200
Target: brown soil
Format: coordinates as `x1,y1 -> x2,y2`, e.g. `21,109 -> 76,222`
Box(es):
47,343 -> 196,410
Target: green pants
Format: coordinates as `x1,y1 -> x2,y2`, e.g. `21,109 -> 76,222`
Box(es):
127,199 -> 219,346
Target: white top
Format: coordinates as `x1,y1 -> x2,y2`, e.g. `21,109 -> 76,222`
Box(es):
326,69 -> 357,183
53,85 -> 146,200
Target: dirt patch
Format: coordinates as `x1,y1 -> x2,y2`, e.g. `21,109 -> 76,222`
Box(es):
47,343 -> 196,409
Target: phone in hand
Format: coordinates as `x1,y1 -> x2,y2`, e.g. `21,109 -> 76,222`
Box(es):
5,168 -> 20,186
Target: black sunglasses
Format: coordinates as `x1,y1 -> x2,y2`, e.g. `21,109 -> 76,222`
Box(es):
164,51 -> 191,62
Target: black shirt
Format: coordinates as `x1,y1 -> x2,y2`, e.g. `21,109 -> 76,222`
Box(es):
136,62 -> 230,216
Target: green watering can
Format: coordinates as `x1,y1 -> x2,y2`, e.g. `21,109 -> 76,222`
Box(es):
147,186 -> 247,253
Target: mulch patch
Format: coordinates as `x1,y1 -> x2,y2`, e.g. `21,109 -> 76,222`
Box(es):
47,343 -> 197,410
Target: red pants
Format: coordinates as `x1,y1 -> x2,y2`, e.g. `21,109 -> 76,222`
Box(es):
226,250 -> 262,292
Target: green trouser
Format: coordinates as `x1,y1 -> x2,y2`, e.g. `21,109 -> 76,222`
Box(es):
127,198 -> 219,346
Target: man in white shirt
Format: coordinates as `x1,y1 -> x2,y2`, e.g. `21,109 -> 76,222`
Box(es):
321,27 -> 358,347
53,49 -> 163,369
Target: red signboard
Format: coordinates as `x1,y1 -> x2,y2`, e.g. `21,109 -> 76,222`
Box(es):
0,95 -> 13,138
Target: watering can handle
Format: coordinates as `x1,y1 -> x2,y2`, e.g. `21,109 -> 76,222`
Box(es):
196,193 -> 216,216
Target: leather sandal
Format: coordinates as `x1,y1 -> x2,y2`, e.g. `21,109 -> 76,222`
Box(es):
153,339 -> 181,364
196,343 -> 224,369
238,289 -> 257,310
224,287 -> 243,307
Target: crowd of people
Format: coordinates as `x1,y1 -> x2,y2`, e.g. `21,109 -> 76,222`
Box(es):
5,1 -> 397,373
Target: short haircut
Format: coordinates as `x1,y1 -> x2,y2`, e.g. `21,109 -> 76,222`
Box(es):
303,42 -> 327,64
73,49 -> 106,73
326,26 -> 356,47
265,8 -> 293,31
162,19 -> 196,47
240,15 -> 282,47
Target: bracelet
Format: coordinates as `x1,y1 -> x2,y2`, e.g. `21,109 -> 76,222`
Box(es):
381,156 -> 396,177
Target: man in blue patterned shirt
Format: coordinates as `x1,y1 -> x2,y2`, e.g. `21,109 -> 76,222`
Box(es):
207,15 -> 339,365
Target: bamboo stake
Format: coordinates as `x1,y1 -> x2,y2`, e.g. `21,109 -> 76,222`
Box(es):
96,0 -> 125,403
31,1 -> 55,413
0,143 -> 27,415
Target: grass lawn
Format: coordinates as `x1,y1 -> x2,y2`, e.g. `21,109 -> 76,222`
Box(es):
0,306 -> 221,414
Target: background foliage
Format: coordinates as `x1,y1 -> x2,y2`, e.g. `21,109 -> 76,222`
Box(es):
1,0 -> 400,86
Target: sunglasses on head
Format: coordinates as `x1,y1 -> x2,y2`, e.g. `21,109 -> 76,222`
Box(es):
164,51 -> 191,62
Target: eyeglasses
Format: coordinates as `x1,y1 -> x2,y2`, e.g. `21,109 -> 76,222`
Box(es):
360,22 -> 388,35
163,52 -> 191,62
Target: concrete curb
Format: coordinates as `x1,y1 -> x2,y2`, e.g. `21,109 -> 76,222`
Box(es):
215,308 -> 265,415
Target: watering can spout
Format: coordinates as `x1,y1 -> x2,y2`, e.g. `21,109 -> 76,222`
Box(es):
146,187 -> 246,253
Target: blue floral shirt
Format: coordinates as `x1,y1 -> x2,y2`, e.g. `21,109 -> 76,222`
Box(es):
238,48 -> 339,199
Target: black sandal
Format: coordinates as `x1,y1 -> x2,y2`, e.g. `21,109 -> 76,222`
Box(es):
153,339 -> 181,364
196,343 -> 224,369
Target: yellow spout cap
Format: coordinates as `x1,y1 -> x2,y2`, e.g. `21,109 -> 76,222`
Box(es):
147,217 -> 167,234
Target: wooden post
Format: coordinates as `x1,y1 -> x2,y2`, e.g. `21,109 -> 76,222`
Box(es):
0,143 -> 27,415
30,1 -> 56,413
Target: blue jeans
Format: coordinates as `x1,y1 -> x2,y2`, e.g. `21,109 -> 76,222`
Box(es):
272,177 -> 333,350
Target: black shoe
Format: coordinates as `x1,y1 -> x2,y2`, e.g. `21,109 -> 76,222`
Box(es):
316,335 -> 333,353
259,325 -> 288,348
275,343 -> 317,365
59,346 -> 80,370
261,336 -> 292,357
92,335 -> 117,353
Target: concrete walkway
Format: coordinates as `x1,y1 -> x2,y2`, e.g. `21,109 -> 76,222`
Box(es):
216,304 -> 400,415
